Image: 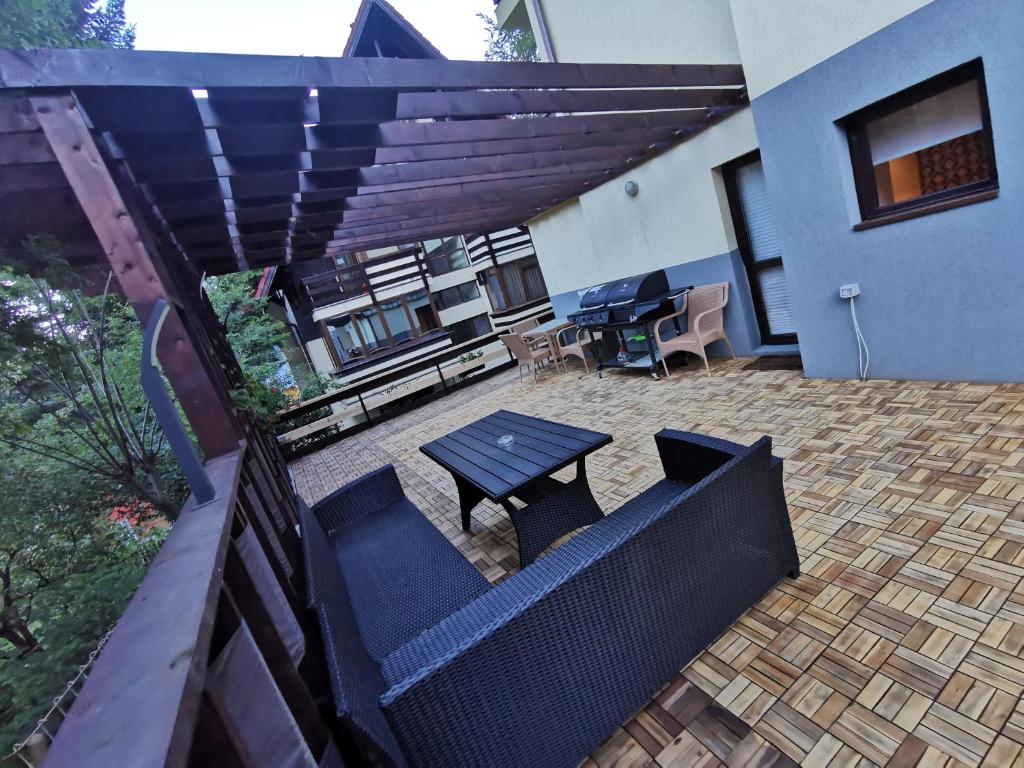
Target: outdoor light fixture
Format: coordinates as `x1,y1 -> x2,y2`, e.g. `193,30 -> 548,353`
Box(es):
624,180 -> 639,197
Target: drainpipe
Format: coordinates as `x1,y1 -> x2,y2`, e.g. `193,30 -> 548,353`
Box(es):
526,0 -> 556,62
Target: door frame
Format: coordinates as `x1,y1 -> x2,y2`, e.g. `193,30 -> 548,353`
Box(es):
722,149 -> 798,346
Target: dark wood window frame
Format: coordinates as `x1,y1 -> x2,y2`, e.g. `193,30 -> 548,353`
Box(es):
844,58 -> 998,229
722,149 -> 797,346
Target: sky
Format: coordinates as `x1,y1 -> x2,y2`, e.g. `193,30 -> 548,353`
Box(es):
127,0 -> 495,60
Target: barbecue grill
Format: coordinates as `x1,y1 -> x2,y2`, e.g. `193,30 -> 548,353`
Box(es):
568,269 -> 691,379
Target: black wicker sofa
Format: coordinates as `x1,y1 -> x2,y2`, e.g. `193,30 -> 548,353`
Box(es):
300,430 -> 800,767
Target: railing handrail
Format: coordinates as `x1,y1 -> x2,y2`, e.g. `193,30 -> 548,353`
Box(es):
278,331 -> 508,422
300,245 -> 423,290
43,449 -> 246,768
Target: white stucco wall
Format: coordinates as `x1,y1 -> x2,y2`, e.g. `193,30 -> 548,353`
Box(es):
438,295 -> 491,326
527,108 -> 757,297
728,0 -> 935,98
305,338 -> 335,375
538,0 -> 740,64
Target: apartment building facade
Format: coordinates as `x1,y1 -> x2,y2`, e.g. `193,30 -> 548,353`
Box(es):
264,0 -> 553,399
496,0 -> 1022,382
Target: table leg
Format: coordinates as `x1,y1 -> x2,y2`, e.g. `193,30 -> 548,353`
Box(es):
550,331 -> 566,373
504,458 -> 603,569
453,475 -> 485,531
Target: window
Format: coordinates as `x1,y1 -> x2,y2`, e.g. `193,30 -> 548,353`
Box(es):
482,257 -> 549,310
423,237 -> 470,276
447,313 -> 492,344
433,281 -> 481,311
846,59 -> 997,226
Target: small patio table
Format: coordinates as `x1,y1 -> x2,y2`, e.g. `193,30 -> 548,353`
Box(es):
521,318 -> 574,373
420,409 -> 612,567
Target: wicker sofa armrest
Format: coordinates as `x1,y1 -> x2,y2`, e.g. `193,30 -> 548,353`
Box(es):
312,464 -> 405,536
378,438 -> 796,767
655,428 -> 750,484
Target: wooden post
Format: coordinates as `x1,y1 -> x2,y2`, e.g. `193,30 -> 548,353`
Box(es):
400,295 -> 419,337
318,320 -> 343,369
486,232 -> 513,306
349,312 -> 371,356
375,301 -> 395,348
30,93 -> 242,457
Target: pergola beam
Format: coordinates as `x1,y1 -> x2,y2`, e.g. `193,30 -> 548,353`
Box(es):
0,49 -> 745,91
394,86 -> 745,120
29,93 -> 242,457
0,49 -> 746,274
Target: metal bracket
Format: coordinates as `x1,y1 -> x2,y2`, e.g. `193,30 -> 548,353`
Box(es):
141,300 -> 216,505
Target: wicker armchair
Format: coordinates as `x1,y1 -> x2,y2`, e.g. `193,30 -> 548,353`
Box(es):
500,332 -> 553,381
508,317 -> 540,335
555,325 -> 594,374
654,282 -> 735,376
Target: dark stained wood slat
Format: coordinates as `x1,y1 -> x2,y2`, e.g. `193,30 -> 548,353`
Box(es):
477,415 -> 595,454
421,410 -> 611,502
432,435 -> 534,486
0,50 -> 744,273
373,127 -> 680,164
488,410 -> 610,446
443,429 -> 554,476
0,49 -> 745,90
424,439 -> 521,496
395,86 -> 745,120
461,422 -> 577,462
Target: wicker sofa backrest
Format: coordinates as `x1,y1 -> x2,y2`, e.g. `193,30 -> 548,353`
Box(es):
379,437 -> 790,767
298,499 -> 342,608
298,499 -> 408,767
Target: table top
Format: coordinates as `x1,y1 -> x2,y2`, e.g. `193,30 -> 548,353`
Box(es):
522,318 -> 573,336
420,410 -> 612,501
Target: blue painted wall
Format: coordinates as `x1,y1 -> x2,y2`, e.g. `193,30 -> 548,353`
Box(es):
751,0 -> 1024,382
549,249 -> 763,358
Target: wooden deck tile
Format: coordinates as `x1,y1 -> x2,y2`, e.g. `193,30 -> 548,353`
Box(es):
289,360 -> 1024,766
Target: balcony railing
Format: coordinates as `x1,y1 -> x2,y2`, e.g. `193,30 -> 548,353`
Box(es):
465,226 -> 535,267
302,245 -> 426,309
41,434 -> 340,767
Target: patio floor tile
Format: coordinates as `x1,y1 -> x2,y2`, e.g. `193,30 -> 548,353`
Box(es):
291,356 -> 1024,765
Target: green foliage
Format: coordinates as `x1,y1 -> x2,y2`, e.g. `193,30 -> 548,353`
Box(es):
0,449 -> 165,752
0,0 -> 136,50
0,240 -> 186,518
205,271 -> 293,426
477,12 -> 539,63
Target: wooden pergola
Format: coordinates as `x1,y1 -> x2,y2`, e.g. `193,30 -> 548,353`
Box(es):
0,48 -> 746,767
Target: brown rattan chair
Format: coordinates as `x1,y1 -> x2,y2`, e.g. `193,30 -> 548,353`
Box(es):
555,325 -> 593,374
509,318 -> 540,336
653,282 -> 735,377
500,333 -> 554,382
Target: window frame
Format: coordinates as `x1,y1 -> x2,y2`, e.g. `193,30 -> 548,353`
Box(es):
845,58 -> 998,228
722,150 -> 797,346
433,280 -> 481,311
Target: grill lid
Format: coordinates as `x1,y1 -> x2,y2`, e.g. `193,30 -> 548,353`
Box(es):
578,270 -> 670,310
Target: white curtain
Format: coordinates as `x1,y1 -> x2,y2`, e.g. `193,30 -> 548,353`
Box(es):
867,80 -> 982,164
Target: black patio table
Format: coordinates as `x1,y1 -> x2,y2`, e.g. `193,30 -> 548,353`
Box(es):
420,410 -> 613,567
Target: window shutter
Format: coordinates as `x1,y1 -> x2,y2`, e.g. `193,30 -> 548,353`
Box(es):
735,160 -> 796,337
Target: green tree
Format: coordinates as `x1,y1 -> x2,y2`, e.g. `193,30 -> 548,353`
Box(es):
0,0 -> 136,50
0,241 -> 185,518
477,12 -> 538,62
0,450 -> 162,748
205,271 -> 292,426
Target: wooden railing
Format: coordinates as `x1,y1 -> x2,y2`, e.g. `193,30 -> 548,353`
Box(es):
465,226 -> 535,266
302,245 -> 425,308
41,437 -> 340,768
276,331 -> 514,458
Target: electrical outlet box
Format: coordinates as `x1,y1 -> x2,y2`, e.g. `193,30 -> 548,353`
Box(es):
839,283 -> 860,299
